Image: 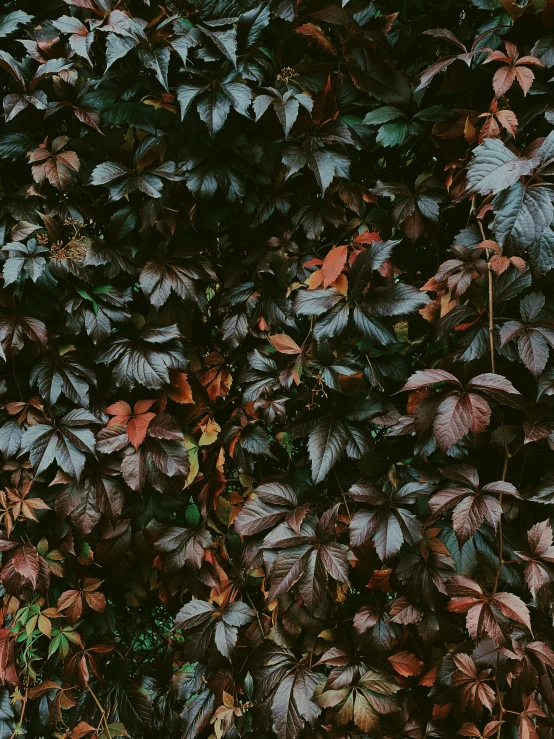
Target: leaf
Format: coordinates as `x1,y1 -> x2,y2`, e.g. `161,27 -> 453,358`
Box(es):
270,659 -> 320,739
0,11 -> 33,37
467,139 -> 537,196
106,400 -> 156,450
307,416 -> 348,484
96,326 -> 186,390
493,182 -> 554,252
235,482 -> 298,535
388,651 -> 424,676
321,245 -> 348,288
143,46 -> 170,91
197,89 -> 232,137
20,411 -> 97,481
269,334 -> 302,354
10,544 -> 39,587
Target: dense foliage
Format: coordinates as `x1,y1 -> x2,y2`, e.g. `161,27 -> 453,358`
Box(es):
2,0 -> 554,737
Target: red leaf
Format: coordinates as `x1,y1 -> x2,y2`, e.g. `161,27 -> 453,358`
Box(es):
401,369 -> 462,392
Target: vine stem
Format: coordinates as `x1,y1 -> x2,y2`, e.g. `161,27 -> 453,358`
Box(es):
478,219 -> 496,373
87,684 -> 112,739
494,430 -> 511,739
477,215 -> 504,738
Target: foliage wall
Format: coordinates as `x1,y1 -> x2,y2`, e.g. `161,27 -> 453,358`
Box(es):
1,0 -> 554,737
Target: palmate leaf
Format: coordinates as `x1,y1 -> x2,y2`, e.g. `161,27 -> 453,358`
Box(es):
348,481 -> 433,560
20,409 -> 100,481
174,600 -> 253,660
0,11 -> 33,38
515,520 -> 554,596
55,477 -> 100,535
466,138 -> 538,196
139,253 -> 213,308
30,356 -> 96,408
316,670 -> 400,733
282,144 -> 350,195
255,648 -> 321,739
2,239 -> 49,285
447,575 -> 532,645
263,506 -> 349,612
430,465 -> 521,545
120,415 -> 189,492
96,325 -> 187,390
400,371 -> 520,452
234,481 -> 300,535
177,76 -> 252,136
500,292 -> 554,376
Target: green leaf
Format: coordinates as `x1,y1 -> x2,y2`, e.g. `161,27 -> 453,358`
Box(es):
375,121 -> 409,148
362,106 -> 404,125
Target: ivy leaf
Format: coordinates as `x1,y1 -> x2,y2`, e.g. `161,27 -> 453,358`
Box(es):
234,481 -> 299,535
0,11 -> 33,38
430,466 -> 521,545
492,182 -> 553,252
348,481 -> 433,560
307,415 -> 349,484
96,325 -> 187,390
106,400 -> 156,450
256,648 -> 320,739
515,520 -> 554,596
2,239 -> 49,285
20,409 -> 99,481
466,138 -> 537,196
143,45 -> 170,91
30,357 -> 96,408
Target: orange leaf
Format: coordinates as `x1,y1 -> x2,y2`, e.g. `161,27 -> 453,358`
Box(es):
106,401 -> 132,423
419,666 -> 437,686
388,651 -> 424,676
168,371 -> 194,403
71,722 -> 96,739
321,244 -> 348,288
354,231 -> 381,244
127,411 -> 155,450
269,334 -> 302,354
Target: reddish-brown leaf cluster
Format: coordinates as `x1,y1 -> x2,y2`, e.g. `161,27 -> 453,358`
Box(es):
0,1 -> 554,739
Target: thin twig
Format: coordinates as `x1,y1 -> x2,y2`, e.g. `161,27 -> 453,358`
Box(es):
87,684 -> 112,739
494,652 -> 504,739
334,470 -> 351,519
245,591 -> 265,640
